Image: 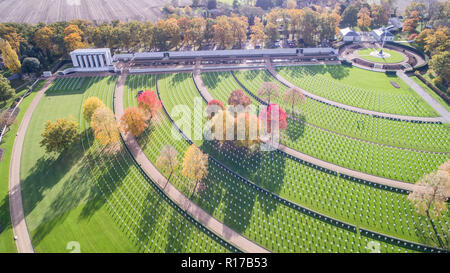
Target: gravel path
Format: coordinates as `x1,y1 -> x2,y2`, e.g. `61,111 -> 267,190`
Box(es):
9,76 -> 56,253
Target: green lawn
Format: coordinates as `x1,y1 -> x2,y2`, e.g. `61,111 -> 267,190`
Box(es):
19,76 -> 232,253
277,65 -> 438,117
412,76 -> 450,112
123,74 -> 443,252
203,71 -> 449,183
0,81 -> 46,253
231,70 -> 450,152
357,48 -> 405,63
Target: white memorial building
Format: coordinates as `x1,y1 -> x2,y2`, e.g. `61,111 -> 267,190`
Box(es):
64,48 -> 116,74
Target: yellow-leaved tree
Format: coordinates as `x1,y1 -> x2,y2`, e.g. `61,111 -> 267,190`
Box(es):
408,160 -> 450,249
83,97 -> 105,122
0,39 -> 21,74
182,144 -> 208,196
90,107 -> 120,145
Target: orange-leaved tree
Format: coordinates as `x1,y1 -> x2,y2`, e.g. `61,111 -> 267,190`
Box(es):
91,107 -> 120,145
182,144 -> 208,196
120,107 -> 148,137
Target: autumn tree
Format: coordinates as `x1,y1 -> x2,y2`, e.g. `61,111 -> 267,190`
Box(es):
402,11 -> 420,33
83,97 -> 106,122
250,17 -> 266,47
120,107 -> 148,137
230,15 -> 249,48
357,7 -> 372,30
414,28 -> 434,51
213,16 -> 234,49
259,104 -> 288,134
206,99 -> 225,119
0,74 -> 14,101
370,4 -> 390,28
0,25 -> 24,54
40,117 -> 80,153
0,109 -> 16,128
182,144 -> 209,195
34,26 -> 56,53
184,17 -> 207,47
137,90 -> 162,124
408,160 -> 449,248
91,107 -> 120,145
156,145 -> 179,188
155,18 -> 181,50
257,82 -> 279,104
0,39 -> 21,74
404,2 -> 426,31
209,110 -> 236,143
423,27 -> 450,55
283,87 -> 305,115
265,22 -> 280,44
64,24 -> 86,52
429,51 -> 450,85
235,112 -> 261,149
228,89 -> 251,108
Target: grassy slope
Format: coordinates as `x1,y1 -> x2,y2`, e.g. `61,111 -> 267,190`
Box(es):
19,77 -> 137,252
0,81 -> 46,253
412,76 -> 450,113
300,65 -> 415,94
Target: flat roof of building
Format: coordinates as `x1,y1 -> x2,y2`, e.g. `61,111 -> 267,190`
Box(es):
71,48 -> 111,54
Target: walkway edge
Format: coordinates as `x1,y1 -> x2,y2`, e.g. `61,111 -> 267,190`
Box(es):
114,73 -> 269,253
9,76 -> 55,253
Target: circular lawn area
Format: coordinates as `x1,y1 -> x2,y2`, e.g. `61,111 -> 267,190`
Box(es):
357,48 -> 405,63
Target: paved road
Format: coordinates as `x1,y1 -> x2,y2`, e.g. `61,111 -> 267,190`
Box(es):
114,73 -> 269,253
397,71 -> 450,123
9,76 -> 55,253
192,69 -> 428,194
265,59 -> 446,123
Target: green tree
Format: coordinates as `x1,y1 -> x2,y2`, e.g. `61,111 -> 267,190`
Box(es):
429,51 -> 450,85
21,57 -> 41,74
40,117 -> 80,153
341,4 -> 359,27
0,74 -> 15,101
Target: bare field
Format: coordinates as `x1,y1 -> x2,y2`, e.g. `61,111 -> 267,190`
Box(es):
0,0 -> 191,24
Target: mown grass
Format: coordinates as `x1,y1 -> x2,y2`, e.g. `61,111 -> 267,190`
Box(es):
123,73 -> 441,252
20,76 -> 233,253
0,81 -> 45,253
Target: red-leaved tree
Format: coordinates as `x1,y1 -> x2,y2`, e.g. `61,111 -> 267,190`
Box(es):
137,90 -> 162,123
258,104 -> 287,133
228,89 -> 251,108
206,99 -> 225,119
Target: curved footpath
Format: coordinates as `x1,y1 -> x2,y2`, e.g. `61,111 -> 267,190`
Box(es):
193,69 -> 427,195
114,73 -> 269,253
265,59 -> 448,123
9,76 -> 56,253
